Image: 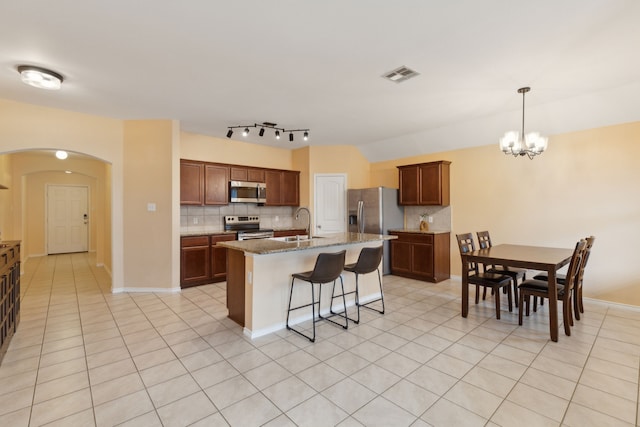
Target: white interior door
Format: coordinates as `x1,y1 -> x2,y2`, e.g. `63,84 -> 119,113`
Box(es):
314,174 -> 346,235
47,185 -> 89,254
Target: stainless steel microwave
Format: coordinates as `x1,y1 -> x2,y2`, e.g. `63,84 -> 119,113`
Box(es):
229,181 -> 267,203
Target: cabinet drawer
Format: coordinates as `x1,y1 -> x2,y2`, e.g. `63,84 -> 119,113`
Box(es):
390,233 -> 433,244
181,236 -> 209,247
210,234 -> 236,244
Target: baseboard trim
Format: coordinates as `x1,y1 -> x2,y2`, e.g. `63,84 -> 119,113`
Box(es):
111,287 -> 181,294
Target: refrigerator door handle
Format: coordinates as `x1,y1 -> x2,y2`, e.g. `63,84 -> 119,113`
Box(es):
357,200 -> 364,233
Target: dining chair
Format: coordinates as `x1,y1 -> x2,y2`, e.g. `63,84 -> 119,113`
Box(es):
518,239 -> 587,336
456,233 -> 513,319
286,250 -> 348,342
476,231 -> 527,307
532,236 -> 595,320
334,245 -> 385,324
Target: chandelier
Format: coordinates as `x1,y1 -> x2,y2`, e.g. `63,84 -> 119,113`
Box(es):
226,122 -> 309,142
499,87 -> 548,159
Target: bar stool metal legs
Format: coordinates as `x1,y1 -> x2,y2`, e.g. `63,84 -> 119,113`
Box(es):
286,251 -> 347,343
331,246 -> 385,324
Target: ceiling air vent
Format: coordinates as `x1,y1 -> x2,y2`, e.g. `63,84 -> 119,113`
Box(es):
382,66 -> 419,83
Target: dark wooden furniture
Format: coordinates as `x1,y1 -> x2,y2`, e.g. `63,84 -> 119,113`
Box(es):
389,231 -> 450,282
456,233 -> 513,319
533,235 -> 595,320
397,161 -> 450,206
519,240 -> 586,336
461,243 -> 574,342
1,241 -> 20,364
180,159 -> 300,206
180,234 -> 236,288
226,248 -> 245,326
476,230 -> 527,306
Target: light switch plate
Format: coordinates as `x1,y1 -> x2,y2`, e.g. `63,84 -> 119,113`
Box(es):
147,203 -> 156,212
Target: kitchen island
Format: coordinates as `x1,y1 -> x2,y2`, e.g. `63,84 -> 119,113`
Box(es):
219,232 -> 395,338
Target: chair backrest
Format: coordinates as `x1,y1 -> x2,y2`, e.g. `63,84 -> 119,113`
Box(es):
563,239 -> 587,294
576,235 -> 595,286
352,246 -> 384,275
476,231 -> 492,249
308,250 -> 346,283
456,233 -> 480,275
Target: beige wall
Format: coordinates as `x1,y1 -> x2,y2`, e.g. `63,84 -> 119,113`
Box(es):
371,122 -> 640,306
0,154 -> 12,241
122,120 -> 177,290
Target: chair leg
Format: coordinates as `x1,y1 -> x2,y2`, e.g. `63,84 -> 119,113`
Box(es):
518,291 -> 525,325
494,286 -> 501,320
578,286 -> 584,313
525,295 -> 530,316
507,286 -> 513,312
475,285 -> 480,304
563,296 -> 572,336
360,269 -> 385,316
286,277 -> 295,330
512,279 -> 519,308
533,296 -> 538,312
573,289 -> 581,321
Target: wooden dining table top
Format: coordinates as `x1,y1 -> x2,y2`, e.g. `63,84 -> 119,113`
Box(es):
464,244 -> 574,270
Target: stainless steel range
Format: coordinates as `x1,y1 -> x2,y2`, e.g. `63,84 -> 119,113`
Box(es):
224,215 -> 274,240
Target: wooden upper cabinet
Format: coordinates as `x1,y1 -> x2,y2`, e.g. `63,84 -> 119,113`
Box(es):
265,169 -> 300,206
398,161 -> 450,206
180,160 -> 204,205
204,164 -> 229,205
229,167 -> 265,183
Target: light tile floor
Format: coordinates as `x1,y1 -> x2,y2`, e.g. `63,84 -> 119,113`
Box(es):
1,253 -> 639,426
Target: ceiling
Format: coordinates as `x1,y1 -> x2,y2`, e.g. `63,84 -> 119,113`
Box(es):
1,1 -> 639,162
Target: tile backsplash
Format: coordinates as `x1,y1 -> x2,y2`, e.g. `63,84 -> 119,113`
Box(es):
403,205 -> 452,231
180,204 -> 307,233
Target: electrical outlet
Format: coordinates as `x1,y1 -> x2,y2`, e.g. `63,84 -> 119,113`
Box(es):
428,216 -> 433,223
193,217 -> 199,224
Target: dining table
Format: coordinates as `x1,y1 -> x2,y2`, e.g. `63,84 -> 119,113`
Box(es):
461,244 -> 574,342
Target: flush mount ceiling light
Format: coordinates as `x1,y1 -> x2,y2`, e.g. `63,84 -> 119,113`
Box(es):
500,87 -> 548,159
17,65 -> 64,90
55,150 -> 68,160
226,122 -> 309,143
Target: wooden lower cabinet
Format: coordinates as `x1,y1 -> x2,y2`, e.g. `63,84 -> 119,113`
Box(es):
1,242 -> 21,364
181,234 -> 236,288
389,231 -> 450,282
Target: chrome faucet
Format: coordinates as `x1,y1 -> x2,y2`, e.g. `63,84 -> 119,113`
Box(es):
295,207 -> 311,239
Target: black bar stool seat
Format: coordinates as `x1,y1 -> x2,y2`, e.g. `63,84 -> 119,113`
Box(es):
286,250 -> 348,342
333,245 -> 384,324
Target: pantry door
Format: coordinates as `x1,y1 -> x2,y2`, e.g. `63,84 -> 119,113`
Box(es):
314,174 -> 346,235
47,185 -> 89,254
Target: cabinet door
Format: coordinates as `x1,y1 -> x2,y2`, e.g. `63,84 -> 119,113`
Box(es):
181,245 -> 211,287
210,235 -> 236,281
419,163 -> 445,205
264,170 -> 282,205
398,166 -> 419,205
229,167 -> 248,181
281,171 -> 300,206
412,243 -> 434,279
204,165 -> 229,205
180,160 -> 204,205
390,240 -> 412,274
247,168 -> 265,183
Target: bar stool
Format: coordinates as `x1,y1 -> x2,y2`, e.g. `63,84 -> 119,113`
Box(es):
286,250 -> 348,342
332,245 -> 384,324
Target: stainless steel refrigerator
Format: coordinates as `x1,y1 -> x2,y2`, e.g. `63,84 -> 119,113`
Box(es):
348,187 -> 404,275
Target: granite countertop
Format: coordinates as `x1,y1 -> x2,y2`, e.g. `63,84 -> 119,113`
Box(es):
219,232 -> 396,255
388,229 -> 451,235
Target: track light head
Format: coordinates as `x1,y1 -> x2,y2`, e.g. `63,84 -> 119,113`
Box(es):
226,129 -> 233,138
275,130 -> 280,139
303,131 -> 309,141
289,133 -> 294,142
242,127 -> 250,137
259,128 -> 265,137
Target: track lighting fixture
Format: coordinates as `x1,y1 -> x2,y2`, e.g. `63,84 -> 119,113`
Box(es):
226,122 -> 309,143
